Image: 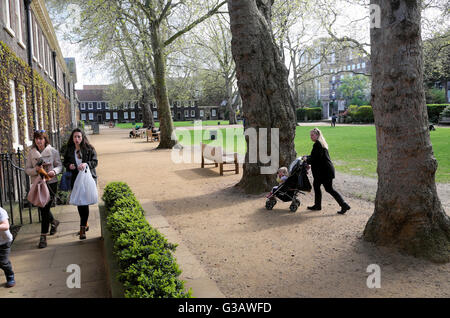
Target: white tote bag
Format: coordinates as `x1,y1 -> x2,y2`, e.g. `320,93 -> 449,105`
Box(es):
69,165 -> 98,206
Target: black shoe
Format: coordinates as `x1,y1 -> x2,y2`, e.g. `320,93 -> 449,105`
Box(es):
337,204 -> 351,214
307,205 -> 321,211
49,220 -> 60,235
38,235 -> 47,249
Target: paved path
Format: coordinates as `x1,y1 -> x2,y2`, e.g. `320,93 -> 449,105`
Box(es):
0,201 -> 109,297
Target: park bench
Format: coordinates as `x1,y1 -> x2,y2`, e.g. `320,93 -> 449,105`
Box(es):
200,142 -> 239,176
146,129 -> 160,142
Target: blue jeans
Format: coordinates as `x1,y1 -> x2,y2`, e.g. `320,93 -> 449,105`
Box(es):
0,242 -> 14,279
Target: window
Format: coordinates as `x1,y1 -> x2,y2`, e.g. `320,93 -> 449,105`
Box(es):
88,102 -> 93,110
184,110 -> 189,117
362,62 -> 366,69
131,101 -> 135,109
131,112 -> 135,119
81,113 -> 86,121
352,64 -> 356,70
153,111 -> 158,119
80,102 -> 85,110
101,102 -> 105,109
89,113 -> 94,121
94,102 -> 99,110
33,19 -> 38,61
43,40 -> 47,72
113,112 -> 118,120
153,101 -> 157,109
199,110 -> 204,117
15,0 -> 25,47
105,112 -> 110,120
9,80 -> 21,149
124,112 -> 128,120
4,0 -> 14,36
212,109 -> 217,117
191,110 -> 195,117
105,102 -> 109,110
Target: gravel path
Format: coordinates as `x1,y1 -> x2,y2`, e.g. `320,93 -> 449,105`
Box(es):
92,127 -> 450,298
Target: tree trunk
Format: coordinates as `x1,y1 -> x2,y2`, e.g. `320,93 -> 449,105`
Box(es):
228,0 -> 297,194
140,88 -> 154,128
149,23 -> 176,149
363,0 -> 450,263
226,78 -> 237,124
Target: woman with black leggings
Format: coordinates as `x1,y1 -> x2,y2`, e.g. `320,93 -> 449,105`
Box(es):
64,128 -> 98,239
25,130 -> 62,248
302,128 -> 350,214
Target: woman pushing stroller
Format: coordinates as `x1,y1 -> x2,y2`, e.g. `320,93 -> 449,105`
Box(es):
302,128 -> 350,214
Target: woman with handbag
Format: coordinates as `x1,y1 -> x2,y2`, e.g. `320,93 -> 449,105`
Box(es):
25,130 -> 63,248
64,128 -> 98,240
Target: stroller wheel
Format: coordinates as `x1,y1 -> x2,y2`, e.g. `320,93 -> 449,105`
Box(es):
266,198 -> 276,210
290,203 -> 298,212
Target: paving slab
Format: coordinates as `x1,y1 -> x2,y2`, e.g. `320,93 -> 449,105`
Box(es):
0,204 -> 109,298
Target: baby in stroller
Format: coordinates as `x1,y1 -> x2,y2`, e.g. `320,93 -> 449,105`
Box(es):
265,158 -> 312,212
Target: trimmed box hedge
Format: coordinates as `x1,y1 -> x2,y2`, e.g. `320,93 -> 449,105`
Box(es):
427,104 -> 449,124
102,182 -> 191,298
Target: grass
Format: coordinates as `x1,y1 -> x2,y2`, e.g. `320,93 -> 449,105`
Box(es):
175,125 -> 450,183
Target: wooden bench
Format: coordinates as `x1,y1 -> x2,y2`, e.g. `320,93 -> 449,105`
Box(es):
146,129 -> 161,142
201,143 -> 239,176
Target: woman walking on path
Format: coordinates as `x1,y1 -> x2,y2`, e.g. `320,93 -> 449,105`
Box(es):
25,130 -> 62,248
302,128 -> 351,214
64,128 -> 98,240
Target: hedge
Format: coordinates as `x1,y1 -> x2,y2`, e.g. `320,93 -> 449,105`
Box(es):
305,107 -> 322,120
102,182 -> 191,298
427,104 -> 449,123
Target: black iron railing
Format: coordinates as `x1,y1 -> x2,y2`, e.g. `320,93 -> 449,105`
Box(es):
0,149 -> 38,225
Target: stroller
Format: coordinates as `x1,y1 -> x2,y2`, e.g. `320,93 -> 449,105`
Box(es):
265,158 -> 312,212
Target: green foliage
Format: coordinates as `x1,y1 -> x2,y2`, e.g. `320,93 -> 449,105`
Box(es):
338,75 -> 370,106
102,182 -> 191,298
426,88 -> 447,104
427,104 -> 449,123
296,108 -> 306,121
441,105 -> 450,118
304,107 -> 322,120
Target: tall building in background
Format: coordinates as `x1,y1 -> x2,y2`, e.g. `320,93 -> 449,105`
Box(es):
296,37 -> 371,119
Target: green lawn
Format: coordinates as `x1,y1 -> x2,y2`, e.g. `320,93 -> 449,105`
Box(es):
116,120 -> 240,129
175,125 -> 450,183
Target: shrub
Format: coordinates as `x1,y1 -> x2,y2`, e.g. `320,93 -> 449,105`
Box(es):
304,107 -> 322,120
355,105 -> 374,123
427,104 -> 449,123
440,105 -> 450,119
296,108 -> 306,121
102,182 -> 191,298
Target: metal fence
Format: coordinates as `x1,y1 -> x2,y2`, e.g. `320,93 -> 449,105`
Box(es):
0,150 -> 39,225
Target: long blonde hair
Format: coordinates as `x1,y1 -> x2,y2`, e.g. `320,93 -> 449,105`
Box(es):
311,128 -> 328,150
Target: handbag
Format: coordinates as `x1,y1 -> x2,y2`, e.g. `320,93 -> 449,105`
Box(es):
27,175 -> 51,208
59,170 -> 72,191
69,165 -> 98,206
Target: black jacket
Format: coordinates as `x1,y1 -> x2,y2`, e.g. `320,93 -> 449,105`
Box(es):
63,146 -> 98,188
306,141 -> 335,181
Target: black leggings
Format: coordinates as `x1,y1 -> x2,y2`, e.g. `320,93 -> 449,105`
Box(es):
313,178 -> 346,208
39,182 -> 58,234
77,205 -> 89,227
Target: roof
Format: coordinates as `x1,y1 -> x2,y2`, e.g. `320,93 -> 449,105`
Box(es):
76,89 -> 105,101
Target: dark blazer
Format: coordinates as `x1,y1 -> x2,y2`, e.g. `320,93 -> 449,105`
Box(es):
63,146 -> 98,188
306,141 -> 335,181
